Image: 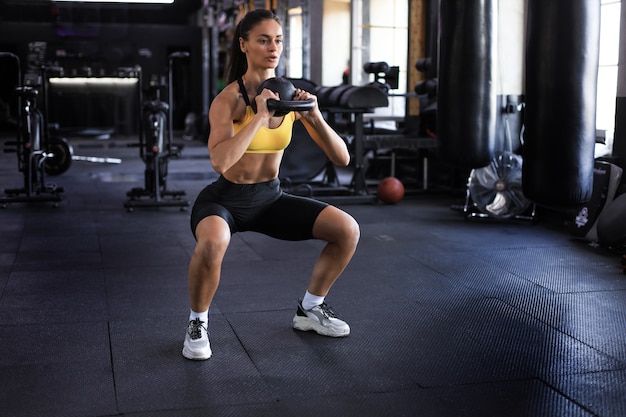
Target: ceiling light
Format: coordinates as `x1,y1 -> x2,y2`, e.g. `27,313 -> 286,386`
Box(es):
49,77 -> 139,86
53,0 -> 174,4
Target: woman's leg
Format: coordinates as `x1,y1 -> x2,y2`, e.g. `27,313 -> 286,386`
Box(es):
307,205 -> 360,297
292,205 -> 359,337
183,215 -> 231,360
188,215 -> 231,312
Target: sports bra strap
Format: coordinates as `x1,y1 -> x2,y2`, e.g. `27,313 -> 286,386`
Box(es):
238,78 -> 252,107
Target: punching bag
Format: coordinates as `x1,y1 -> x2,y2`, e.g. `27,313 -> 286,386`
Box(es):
523,0 -> 600,206
437,0 -> 496,169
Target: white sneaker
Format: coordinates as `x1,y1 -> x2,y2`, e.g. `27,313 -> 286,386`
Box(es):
292,301 -> 350,337
182,318 -> 212,360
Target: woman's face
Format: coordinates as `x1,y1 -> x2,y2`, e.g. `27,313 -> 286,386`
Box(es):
240,19 -> 283,70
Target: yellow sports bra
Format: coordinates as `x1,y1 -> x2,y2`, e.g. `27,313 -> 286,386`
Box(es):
235,78 -> 295,154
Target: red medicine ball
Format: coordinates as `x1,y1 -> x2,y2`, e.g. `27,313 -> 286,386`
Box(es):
377,177 -> 405,204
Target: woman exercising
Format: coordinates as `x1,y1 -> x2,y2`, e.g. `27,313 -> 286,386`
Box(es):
183,9 -> 360,360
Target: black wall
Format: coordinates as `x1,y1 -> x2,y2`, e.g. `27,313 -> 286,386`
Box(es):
0,19 -> 202,134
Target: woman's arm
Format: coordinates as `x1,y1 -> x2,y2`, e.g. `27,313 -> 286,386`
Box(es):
295,89 -> 351,167
207,86 -> 276,174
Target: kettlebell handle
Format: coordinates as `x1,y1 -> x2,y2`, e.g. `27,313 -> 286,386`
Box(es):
258,77 -> 315,116
266,99 -> 315,114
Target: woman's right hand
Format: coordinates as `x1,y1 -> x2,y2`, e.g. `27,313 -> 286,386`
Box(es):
255,88 -> 279,117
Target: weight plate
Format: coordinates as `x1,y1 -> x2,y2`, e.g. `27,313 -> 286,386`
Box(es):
44,136 -> 73,176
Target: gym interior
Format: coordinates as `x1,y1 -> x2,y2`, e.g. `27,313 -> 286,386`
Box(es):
1,0 -> 626,416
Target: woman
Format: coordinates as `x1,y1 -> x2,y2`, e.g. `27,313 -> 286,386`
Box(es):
183,9 -> 360,360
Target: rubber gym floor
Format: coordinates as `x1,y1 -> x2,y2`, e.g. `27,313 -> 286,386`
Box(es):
1,133 -> 625,417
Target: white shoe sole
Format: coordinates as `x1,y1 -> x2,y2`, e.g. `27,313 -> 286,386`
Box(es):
292,316 -> 350,337
182,346 -> 212,360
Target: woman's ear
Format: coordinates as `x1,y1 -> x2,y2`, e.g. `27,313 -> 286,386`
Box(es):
239,37 -> 246,53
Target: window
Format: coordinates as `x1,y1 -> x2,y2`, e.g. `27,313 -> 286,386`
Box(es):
287,7 -> 303,79
597,0 -> 621,146
367,0 -> 408,117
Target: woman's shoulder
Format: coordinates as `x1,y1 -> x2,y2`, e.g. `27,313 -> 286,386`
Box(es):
215,81 -> 242,103
211,81 -> 247,118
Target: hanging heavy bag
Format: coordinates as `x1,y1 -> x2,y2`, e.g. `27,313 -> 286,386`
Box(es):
437,0 -> 497,169
523,0 -> 600,206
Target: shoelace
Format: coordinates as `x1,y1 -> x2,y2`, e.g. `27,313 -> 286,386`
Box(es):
317,302 -> 339,319
188,318 -> 207,340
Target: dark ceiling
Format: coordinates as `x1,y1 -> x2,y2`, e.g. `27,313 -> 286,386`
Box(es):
0,0 -> 204,26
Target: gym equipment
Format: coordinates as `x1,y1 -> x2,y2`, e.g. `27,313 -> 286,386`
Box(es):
464,151 -> 533,220
414,58 -> 437,97
415,58 -> 430,74
363,61 -> 399,92
280,121 -> 329,185
124,55 -> 189,211
300,84 -> 389,203
377,177 -> 404,204
437,0 -> 497,169
1,53 -> 64,206
44,136 -> 73,176
1,56 -> 119,190
257,77 -> 315,116
596,190 -> 626,275
287,77 -> 318,93
39,136 -> 121,175
571,160 -> 623,242
597,193 -> 626,249
414,57 -> 437,138
33,65 -> 73,177
279,79 -> 391,204
459,87 -> 534,221
334,85 -> 388,109
523,0 -> 600,206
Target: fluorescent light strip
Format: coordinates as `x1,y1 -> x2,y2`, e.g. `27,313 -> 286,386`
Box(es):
53,0 -> 174,4
49,77 -> 139,85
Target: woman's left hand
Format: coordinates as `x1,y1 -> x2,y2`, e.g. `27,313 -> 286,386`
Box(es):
294,88 -> 319,117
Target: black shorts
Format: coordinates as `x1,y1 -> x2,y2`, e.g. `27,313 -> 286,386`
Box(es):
190,175 -> 329,241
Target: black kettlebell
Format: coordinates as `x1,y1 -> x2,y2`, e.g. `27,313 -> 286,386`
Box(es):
257,77 -> 315,116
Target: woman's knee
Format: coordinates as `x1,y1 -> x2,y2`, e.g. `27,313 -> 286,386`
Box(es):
342,214 -> 360,247
315,207 -> 360,246
193,216 -> 231,262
